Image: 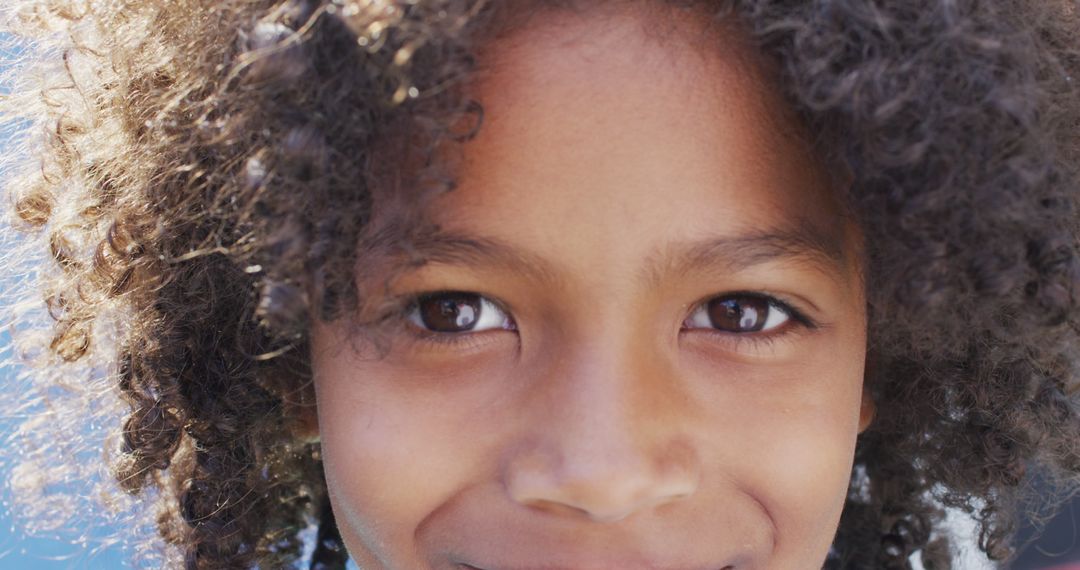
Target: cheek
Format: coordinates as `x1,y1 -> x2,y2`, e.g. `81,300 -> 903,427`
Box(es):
760,435 -> 854,566
772,366 -> 865,559
310,330 -> 495,560
316,373 -> 472,559
685,326 -> 866,559
744,408 -> 858,550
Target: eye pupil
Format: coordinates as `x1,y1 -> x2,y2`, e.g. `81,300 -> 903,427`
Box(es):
707,296 -> 769,332
419,293 -> 481,332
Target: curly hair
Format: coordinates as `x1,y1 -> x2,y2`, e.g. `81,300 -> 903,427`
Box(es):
1,0 -> 1079,568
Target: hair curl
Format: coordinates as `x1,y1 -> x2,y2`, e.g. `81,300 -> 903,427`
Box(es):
1,0 -> 1079,568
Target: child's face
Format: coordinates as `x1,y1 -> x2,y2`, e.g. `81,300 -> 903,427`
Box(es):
311,6 -> 869,569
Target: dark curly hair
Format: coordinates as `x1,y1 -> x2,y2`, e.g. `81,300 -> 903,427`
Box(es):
1,0 -> 1079,568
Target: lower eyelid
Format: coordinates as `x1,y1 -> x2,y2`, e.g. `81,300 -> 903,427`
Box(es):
680,323 -> 812,358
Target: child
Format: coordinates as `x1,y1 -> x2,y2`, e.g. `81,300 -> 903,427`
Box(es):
1,0 -> 1079,568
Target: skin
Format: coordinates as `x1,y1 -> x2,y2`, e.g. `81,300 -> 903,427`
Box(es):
310,5 -> 872,569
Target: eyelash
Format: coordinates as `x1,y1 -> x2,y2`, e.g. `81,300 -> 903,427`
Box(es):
392,290 -> 818,350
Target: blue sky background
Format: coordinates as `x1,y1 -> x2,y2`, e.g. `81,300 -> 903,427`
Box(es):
0,31 -> 132,569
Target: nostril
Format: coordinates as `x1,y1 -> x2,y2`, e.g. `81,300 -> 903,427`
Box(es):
507,454 -> 699,524
519,497 -> 593,519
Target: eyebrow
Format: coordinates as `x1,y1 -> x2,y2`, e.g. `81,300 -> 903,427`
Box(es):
403,231 -> 563,285
401,220 -> 848,288
651,220 -> 848,286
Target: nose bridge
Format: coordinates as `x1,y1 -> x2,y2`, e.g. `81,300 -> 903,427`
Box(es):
558,335 -> 660,450
505,328 -> 700,523
552,339 -> 654,470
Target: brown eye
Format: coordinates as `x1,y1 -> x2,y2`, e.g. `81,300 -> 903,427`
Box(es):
407,292 -> 513,333
684,294 -> 790,333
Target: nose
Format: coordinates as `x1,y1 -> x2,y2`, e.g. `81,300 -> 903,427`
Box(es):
504,344 -> 700,523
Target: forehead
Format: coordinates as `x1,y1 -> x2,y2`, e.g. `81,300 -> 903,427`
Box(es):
471,3 -> 802,143
426,5 -> 853,263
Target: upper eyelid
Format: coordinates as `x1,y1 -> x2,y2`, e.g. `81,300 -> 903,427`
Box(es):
402,290 -> 511,312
